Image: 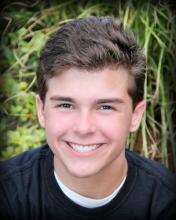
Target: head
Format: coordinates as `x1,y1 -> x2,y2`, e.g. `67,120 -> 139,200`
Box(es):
36,16 -> 146,184
37,16 -> 146,109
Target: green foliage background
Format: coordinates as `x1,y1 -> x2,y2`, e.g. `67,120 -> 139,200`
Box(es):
0,0 -> 176,172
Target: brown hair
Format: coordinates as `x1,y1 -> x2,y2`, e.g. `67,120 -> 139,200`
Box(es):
36,16 -> 146,108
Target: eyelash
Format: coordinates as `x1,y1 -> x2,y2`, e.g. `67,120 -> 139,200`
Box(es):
99,105 -> 114,111
56,103 -> 73,109
55,104 -> 116,111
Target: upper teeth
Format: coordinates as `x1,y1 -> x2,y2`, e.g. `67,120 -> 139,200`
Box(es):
68,143 -> 100,152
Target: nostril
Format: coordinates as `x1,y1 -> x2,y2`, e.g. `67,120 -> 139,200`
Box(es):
73,123 -> 96,135
73,120 -> 96,135
72,111 -> 96,135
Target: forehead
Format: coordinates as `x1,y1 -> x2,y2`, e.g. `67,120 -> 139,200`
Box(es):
46,66 -> 133,99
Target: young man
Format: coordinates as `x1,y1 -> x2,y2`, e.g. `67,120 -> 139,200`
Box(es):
0,16 -> 176,220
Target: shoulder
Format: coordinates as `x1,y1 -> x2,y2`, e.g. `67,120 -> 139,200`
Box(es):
0,145 -> 50,181
125,149 -> 176,193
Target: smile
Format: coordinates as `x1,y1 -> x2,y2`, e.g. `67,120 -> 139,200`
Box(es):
67,142 -> 101,152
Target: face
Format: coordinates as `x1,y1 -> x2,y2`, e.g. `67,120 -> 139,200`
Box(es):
36,66 -> 145,180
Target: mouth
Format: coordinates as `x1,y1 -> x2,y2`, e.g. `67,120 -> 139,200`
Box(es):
66,142 -> 102,153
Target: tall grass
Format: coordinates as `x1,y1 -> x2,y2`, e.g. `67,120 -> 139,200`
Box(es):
1,0 -> 176,171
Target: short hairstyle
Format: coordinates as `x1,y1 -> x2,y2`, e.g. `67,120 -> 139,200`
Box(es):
36,16 -> 146,108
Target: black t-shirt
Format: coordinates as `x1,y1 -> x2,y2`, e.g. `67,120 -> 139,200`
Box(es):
0,145 -> 176,220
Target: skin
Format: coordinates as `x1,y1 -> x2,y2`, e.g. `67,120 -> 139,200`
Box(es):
36,66 -> 145,199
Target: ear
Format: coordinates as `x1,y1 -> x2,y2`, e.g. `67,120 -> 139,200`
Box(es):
35,95 -> 45,128
129,100 -> 145,132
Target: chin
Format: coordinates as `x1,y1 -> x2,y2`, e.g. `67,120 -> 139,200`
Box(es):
67,166 -> 100,178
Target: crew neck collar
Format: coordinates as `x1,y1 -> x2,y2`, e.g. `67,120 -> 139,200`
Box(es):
44,147 -> 137,218
54,170 -> 127,208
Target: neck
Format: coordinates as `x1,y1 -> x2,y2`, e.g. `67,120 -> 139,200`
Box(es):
54,154 -> 128,199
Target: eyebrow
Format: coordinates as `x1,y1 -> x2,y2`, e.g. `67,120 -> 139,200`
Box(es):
50,96 -> 124,104
96,98 -> 124,104
50,96 -> 74,102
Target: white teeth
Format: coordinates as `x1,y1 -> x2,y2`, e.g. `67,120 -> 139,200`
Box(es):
68,143 -> 100,152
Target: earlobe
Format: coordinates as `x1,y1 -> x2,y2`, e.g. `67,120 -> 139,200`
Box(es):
129,100 -> 145,132
35,95 -> 45,128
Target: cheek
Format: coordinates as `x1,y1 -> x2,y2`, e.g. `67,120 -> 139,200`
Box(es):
44,111 -> 74,136
99,114 -> 132,140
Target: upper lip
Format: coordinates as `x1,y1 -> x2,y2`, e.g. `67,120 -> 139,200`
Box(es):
66,141 -> 103,146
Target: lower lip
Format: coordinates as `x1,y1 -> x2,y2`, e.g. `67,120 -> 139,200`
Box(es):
65,142 -> 102,157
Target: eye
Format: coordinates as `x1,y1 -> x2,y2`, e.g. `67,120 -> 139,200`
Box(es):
56,103 -> 73,109
99,105 -> 113,111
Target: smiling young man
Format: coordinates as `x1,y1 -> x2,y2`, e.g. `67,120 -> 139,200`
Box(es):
0,16 -> 176,220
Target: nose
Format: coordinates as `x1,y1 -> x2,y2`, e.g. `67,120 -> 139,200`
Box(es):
73,110 -> 96,136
